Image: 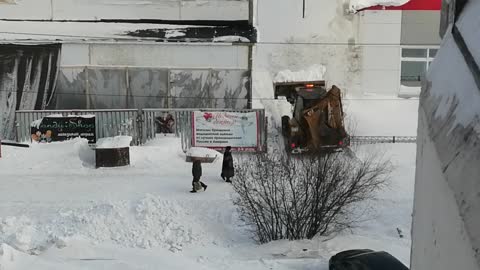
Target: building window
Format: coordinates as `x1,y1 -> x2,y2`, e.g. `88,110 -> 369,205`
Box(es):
400,47 -> 438,87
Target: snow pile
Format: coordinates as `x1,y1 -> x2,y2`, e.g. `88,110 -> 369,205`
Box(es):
186,147 -> 220,159
273,64 -> 326,83
73,138 -> 95,167
0,243 -> 26,269
349,0 -> 410,12
0,216 -> 52,255
96,136 -> 132,149
0,195 -> 202,254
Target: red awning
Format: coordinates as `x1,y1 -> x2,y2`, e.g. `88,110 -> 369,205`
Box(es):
366,0 -> 441,11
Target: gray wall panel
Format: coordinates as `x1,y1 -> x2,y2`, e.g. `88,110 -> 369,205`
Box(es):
401,11 -> 442,45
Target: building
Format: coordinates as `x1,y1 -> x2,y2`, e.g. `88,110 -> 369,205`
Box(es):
0,0 -> 441,139
412,0 -> 480,269
0,0 -> 256,139
253,0 -> 442,98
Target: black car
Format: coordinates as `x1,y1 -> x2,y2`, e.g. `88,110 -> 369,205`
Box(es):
329,249 -> 409,270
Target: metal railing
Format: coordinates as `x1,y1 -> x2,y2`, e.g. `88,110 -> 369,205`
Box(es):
15,108 -> 267,151
350,136 -> 417,145
15,109 -> 141,144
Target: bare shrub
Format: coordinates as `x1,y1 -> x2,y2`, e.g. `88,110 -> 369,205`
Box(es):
232,150 -> 392,243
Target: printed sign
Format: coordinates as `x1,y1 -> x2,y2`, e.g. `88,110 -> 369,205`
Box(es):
192,111 -> 259,151
31,116 -> 96,143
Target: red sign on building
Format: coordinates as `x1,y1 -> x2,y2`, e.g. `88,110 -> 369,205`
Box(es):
366,0 -> 441,11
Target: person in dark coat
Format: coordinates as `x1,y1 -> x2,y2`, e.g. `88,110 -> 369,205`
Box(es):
191,160 -> 207,193
221,146 -> 234,183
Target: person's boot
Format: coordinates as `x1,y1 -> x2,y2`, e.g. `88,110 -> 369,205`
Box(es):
190,189 -> 197,193
226,178 -> 232,183
202,183 -> 208,191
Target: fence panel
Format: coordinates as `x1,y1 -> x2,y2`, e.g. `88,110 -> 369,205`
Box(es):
15,109 -> 140,144
142,108 -> 267,152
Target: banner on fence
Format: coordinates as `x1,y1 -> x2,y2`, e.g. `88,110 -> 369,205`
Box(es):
192,111 -> 259,151
30,115 -> 96,143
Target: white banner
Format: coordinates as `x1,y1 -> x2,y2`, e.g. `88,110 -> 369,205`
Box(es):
192,111 -> 259,151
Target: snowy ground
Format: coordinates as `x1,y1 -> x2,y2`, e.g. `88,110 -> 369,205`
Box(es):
0,133 -> 415,270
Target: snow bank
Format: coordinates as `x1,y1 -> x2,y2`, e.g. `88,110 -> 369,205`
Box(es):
0,195 -> 202,254
73,138 -> 95,167
273,64 -> 326,83
349,0 -> 410,12
96,136 -> 132,149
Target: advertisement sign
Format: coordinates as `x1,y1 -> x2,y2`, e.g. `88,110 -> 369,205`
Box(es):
192,111 -> 259,151
31,116 -> 96,143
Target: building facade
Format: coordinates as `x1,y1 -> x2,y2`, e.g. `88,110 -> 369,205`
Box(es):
253,0 -> 442,98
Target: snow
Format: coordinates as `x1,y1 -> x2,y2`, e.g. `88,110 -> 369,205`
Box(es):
164,30 -> 186,39
67,114 -> 95,118
0,21 -> 200,42
96,136 -> 132,149
0,133 -> 415,270
349,0 -> 411,13
213,36 -> 250,43
186,147 -> 220,159
398,85 -> 421,98
273,64 -> 326,83
344,96 -> 419,136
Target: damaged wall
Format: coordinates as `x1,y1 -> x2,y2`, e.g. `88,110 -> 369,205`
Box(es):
52,42 -> 250,110
52,67 -> 249,110
0,0 -> 249,21
0,44 -> 61,139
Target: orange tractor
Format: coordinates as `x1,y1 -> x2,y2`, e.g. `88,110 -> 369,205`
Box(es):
274,80 -> 349,154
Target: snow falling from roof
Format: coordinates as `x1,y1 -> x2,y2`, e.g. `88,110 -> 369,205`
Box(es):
349,0 -> 411,12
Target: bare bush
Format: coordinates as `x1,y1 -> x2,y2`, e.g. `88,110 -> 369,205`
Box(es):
232,150 -> 392,243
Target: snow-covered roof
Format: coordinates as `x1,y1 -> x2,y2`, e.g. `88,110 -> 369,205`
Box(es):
349,0 -> 411,13
273,65 -> 326,83
0,21 -> 256,43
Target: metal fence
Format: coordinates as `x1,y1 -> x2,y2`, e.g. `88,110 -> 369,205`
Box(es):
15,108 -> 268,151
15,109 -> 141,144
350,136 -> 417,145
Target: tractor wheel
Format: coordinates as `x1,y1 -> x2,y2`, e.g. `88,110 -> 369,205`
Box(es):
281,116 -> 290,137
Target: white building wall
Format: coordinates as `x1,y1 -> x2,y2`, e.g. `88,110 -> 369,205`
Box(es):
0,0 -> 249,21
253,0 -> 404,98
412,1 -> 480,269
254,0 -> 363,97
358,10 -> 402,96
412,110 -> 479,270
61,43 -> 249,70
